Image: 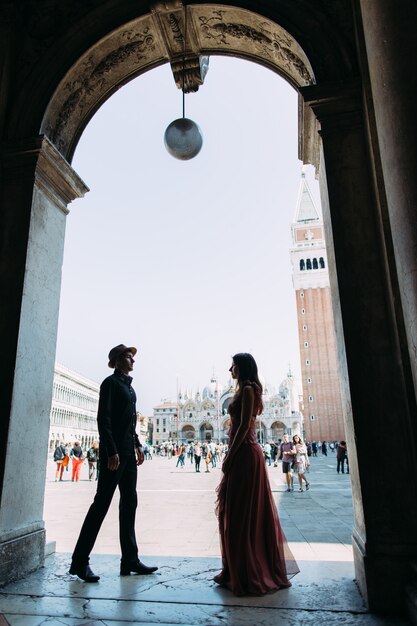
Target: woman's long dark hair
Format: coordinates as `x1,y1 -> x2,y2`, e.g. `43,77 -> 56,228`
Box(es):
231,352 -> 263,414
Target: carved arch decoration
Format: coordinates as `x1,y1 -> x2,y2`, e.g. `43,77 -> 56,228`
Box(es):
41,2 -> 315,162
181,423 -> 196,432
222,417 -> 231,430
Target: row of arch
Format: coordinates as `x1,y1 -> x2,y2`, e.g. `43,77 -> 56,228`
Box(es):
49,433 -> 97,452
180,420 -> 295,443
51,407 -> 97,432
53,383 -> 98,412
300,257 -> 325,271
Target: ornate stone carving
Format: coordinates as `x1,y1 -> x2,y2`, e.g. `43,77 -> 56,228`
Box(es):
42,4 -> 315,158
194,7 -> 314,87
45,25 -> 157,152
92,35 -> 155,83
170,55 -> 209,92
168,12 -> 185,45
151,2 -> 210,92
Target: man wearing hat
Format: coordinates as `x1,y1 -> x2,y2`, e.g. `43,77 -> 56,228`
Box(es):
69,344 -> 158,582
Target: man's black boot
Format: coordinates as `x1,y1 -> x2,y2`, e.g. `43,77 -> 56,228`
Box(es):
120,559 -> 158,576
69,563 -> 100,582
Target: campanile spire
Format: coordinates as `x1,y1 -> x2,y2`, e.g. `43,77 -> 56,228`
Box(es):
290,171 -> 344,441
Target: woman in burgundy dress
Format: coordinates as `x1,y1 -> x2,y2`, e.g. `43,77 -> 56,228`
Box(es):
215,353 -> 298,595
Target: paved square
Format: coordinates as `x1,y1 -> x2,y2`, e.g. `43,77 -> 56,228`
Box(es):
0,453 -> 409,625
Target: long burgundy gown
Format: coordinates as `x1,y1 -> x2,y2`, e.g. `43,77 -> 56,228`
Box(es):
216,384 -> 298,596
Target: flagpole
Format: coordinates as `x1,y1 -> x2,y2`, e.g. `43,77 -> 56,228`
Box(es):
176,377 -> 180,444
216,378 -> 220,443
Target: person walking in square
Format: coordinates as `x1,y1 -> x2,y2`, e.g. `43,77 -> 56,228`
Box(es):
69,344 -> 158,582
176,444 -> 185,467
87,441 -> 99,481
70,441 -> 84,482
53,441 -> 66,481
205,446 -> 212,472
280,434 -> 295,492
194,442 -> 202,472
292,434 -> 310,492
337,440 -> 348,474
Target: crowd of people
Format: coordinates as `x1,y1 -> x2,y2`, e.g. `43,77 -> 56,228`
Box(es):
53,440 -> 100,482
147,441 -> 227,472
53,436 -> 349,483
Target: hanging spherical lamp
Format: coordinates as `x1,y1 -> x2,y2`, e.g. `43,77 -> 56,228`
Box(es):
164,117 -> 203,160
164,3 -> 203,161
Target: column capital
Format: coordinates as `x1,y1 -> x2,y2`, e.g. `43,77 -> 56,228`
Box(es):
1,135 -> 89,212
300,78 -> 363,132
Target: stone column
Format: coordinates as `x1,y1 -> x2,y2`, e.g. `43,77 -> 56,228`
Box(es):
0,136 -> 88,584
358,0 -> 417,396
357,4 -> 417,618
301,80 -> 417,614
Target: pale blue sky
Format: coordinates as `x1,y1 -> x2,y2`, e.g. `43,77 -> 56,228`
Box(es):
56,56 -> 321,415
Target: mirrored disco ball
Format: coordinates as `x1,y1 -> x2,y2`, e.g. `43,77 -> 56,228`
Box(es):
164,118 -> 203,160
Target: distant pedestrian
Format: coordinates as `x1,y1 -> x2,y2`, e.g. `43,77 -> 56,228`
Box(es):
264,442 -> 272,466
321,441 -> 328,456
176,445 -> 185,467
205,447 -> 212,472
311,441 -> 317,457
292,435 -> 310,491
53,442 -> 66,481
271,441 -> 278,466
87,441 -> 99,481
194,442 -> 202,472
211,445 -> 217,468
337,441 -> 348,474
279,434 -> 295,492
70,442 -> 84,482
189,443 -> 195,464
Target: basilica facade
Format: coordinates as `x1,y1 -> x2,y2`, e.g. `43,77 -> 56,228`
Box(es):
150,372 -> 303,446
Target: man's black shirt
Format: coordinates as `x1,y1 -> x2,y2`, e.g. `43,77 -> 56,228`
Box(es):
97,369 -> 140,458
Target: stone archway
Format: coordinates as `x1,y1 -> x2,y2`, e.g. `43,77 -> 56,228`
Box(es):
271,421 -> 285,441
181,424 -> 196,442
221,418 -> 231,443
255,420 -> 267,444
221,396 -> 233,415
40,4 -> 316,162
199,422 -> 214,442
1,1 -> 416,616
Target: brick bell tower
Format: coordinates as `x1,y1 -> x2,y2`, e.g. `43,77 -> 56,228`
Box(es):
290,172 -> 345,442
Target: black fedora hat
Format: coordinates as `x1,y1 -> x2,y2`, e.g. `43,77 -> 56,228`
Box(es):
108,344 -> 137,368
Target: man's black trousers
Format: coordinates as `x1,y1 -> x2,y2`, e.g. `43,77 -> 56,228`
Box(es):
72,453 -> 138,565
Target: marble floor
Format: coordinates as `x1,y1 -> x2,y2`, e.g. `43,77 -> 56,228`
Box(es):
0,552 -> 409,626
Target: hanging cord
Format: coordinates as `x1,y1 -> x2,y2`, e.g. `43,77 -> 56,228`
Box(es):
182,2 -> 187,118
